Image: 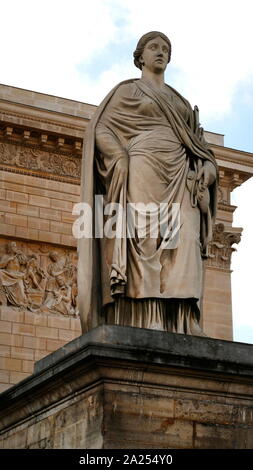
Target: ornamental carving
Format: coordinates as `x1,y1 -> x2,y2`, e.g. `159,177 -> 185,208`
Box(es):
217,186 -> 229,205
207,223 -> 242,269
0,241 -> 78,316
0,142 -> 81,180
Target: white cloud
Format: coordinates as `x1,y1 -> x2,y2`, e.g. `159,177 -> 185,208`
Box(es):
0,0 -> 253,109
113,0 -> 253,118
79,61 -> 136,104
233,323 -> 253,344
1,0 -> 253,116
0,0 -> 122,99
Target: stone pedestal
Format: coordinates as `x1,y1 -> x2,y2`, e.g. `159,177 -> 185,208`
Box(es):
0,325 -> 253,449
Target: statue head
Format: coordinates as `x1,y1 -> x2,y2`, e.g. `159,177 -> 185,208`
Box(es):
133,31 -> 172,70
56,274 -> 66,288
49,251 -> 59,262
28,254 -> 38,266
7,241 -> 18,254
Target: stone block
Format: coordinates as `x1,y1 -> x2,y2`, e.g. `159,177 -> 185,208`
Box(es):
0,223 -> 16,236
46,339 -> 66,352
26,186 -> 56,199
1,307 -> 24,323
3,428 -> 28,449
40,207 -> 61,221
23,336 -> 47,350
60,235 -> 77,247
38,231 -> 61,244
47,190 -> 79,203
0,189 -> 6,199
17,203 -> 39,217
70,318 -> 81,332
206,289 -> 231,304
6,190 -> 28,204
11,335 -> 24,347
1,173 -> 26,184
0,370 -> 9,383
28,217 -> 50,231
15,226 -> 39,240
50,198 -> 74,212
105,417 -> 193,449
36,326 -> 58,340
194,422 -> 253,449
61,211 -> 77,224
24,183 -> 77,202
58,329 -> 77,342
52,389 -> 104,449
1,181 -> 23,192
0,200 -> 16,213
103,389 -> 189,448
10,347 -> 34,361
47,316 -> 70,330
29,195 -> 50,208
0,320 -> 12,333
24,312 -> 48,327
0,333 -> 12,346
5,213 -> 27,227
175,398 -> 253,426
22,360 -> 34,374
50,221 -> 72,235
10,371 -> 30,384
12,323 -> 35,337
204,323 -> 233,341
38,178 -> 78,194
0,357 -> 22,372
0,346 -> 10,358
27,420 -> 52,448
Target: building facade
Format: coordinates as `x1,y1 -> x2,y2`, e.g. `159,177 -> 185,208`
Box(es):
0,84 -> 253,392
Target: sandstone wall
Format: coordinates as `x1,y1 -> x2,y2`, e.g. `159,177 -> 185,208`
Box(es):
0,171 -> 79,247
0,307 -> 81,393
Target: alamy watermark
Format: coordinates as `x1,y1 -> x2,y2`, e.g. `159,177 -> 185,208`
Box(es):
72,196 -> 181,250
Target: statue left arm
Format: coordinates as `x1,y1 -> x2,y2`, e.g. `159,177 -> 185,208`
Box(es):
197,161 -> 217,188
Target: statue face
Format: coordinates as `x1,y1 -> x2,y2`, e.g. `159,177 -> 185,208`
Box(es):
49,251 -> 58,262
141,36 -> 169,73
9,242 -> 18,254
57,276 -> 65,287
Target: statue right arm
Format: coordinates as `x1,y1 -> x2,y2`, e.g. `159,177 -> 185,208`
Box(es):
96,123 -> 128,162
95,123 -> 129,188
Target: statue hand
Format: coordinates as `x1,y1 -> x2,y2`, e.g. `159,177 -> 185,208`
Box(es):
197,161 -> 216,189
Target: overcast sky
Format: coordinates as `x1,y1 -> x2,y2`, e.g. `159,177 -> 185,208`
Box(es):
1,0 -> 252,343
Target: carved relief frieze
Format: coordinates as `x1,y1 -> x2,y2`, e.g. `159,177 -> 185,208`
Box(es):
207,223 -> 242,270
0,141 -> 81,181
0,239 -> 78,316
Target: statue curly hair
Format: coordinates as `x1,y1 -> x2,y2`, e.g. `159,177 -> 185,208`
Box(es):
133,31 -> 172,70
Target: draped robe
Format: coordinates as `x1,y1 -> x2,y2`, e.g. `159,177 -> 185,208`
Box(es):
78,79 -> 217,333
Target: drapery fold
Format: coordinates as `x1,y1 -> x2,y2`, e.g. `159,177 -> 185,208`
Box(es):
78,79 -> 217,333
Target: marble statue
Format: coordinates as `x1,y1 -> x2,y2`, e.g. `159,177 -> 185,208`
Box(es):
78,31 -> 218,335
